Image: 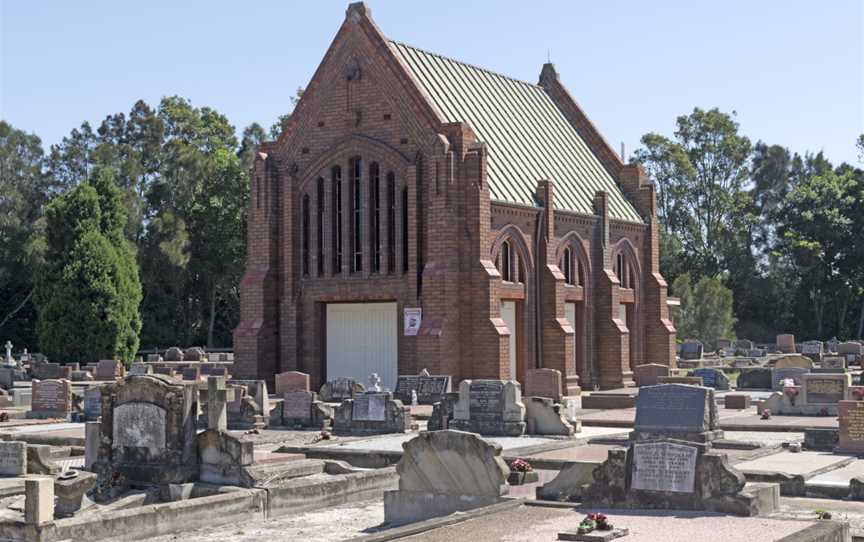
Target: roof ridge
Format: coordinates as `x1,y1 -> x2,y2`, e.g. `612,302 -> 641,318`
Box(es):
389,40 -> 542,90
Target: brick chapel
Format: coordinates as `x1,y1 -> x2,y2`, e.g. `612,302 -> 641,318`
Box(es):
233,3 -> 677,393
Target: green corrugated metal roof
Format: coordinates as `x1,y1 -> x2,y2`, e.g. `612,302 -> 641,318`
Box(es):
389,41 -> 644,223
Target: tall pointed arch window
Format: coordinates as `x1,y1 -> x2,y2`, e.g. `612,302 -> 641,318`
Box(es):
331,166 -> 342,274
369,163 -> 381,272
301,194 -> 310,277
316,177 -> 324,276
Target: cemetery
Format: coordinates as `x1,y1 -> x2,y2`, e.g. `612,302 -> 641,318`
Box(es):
2,0 -> 862,541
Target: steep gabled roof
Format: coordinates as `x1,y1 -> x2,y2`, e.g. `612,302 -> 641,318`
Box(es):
389,41 -> 643,223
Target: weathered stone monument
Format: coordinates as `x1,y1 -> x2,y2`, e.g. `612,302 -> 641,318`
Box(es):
164,346 -> 184,362
0,441 -> 27,476
333,391 -> 410,434
634,363 -> 670,387
800,340 -> 824,364
523,368 -> 563,402
450,380 -> 526,437
689,368 -> 730,390
736,367 -> 773,389
838,342 -> 863,365
837,400 -> 864,454
94,359 -> 125,381
524,396 -> 577,436
319,377 -> 364,402
576,383 -> 777,516
679,340 -> 703,360
773,354 -> 813,369
383,430 -> 509,525
275,371 -> 310,395
394,370 -> 452,405
184,346 -> 206,361
762,373 -> 851,416
84,386 -> 102,421
772,367 -> 808,390
776,334 -> 796,354
92,374 -> 198,487
227,379 -> 271,429
28,379 -> 72,419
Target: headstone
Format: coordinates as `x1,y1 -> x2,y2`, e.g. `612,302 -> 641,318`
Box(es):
394,372 -> 451,405
84,386 -> 102,420
85,422 -> 99,471
631,441 -> 698,493
657,375 -> 703,386
95,360 -> 124,381
772,367 -> 808,390
164,347 -> 184,362
319,377 -> 364,402
679,340 -> 703,360
146,354 -> 163,362
827,339 -> 840,354
773,355 -> 813,370
24,477 -> 53,525
383,430 -> 509,525
333,392 -> 410,434
524,368 -> 562,402
737,367 -> 773,389
450,379 -> 526,437
0,441 -> 27,476
227,379 -> 271,430
689,368 -> 729,390
822,356 -> 847,370
747,349 -> 765,358
734,339 -> 754,352
776,334 -> 796,354
524,396 -> 577,435
129,363 -> 152,376
3,341 -> 13,367
70,370 -> 93,382
801,341 -> 824,364
207,376 -> 233,432
838,401 -> 864,454
196,429 -> 254,486
54,469 -> 97,517
282,390 -> 314,425
181,366 -> 201,381
32,361 -> 61,380
632,384 -> 720,443
184,347 -> 206,361
29,379 -> 72,418
803,374 -> 847,404
92,374 -> 198,487
634,364 -> 670,387
725,394 -> 751,409
275,371 -> 310,395
838,342 -> 863,365
716,339 -> 732,350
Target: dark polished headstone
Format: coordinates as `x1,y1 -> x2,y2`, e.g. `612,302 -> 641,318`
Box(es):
737,367 -> 773,389
689,369 -> 729,390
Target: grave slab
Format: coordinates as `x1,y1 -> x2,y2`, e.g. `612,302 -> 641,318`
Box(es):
734,450 -> 851,477
806,459 -> 864,488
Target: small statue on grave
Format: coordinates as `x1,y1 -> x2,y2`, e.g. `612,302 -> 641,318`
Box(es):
368,373 -> 381,393
411,389 -> 418,406
4,341 -> 14,367
419,368 -> 430,377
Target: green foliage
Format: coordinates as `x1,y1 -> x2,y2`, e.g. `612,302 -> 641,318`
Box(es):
672,273 -> 736,350
35,170 -> 142,362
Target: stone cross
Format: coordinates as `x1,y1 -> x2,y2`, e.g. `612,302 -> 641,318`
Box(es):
4,341 -> 13,366
368,373 -> 381,393
207,376 -> 234,431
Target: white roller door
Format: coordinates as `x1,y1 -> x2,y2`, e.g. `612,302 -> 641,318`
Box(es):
326,302 -> 398,391
500,300 -> 517,379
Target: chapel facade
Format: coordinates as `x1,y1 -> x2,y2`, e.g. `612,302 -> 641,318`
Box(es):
233,2 -> 677,393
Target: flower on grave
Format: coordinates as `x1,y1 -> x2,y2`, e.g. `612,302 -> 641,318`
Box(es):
587,513 -> 613,530
853,388 -> 864,400
320,430 -> 331,440
784,387 -> 799,397
577,518 -> 596,534
511,458 -> 533,472
760,408 -> 772,420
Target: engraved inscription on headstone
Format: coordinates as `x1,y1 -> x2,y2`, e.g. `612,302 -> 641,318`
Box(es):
352,394 -> 386,421
282,390 -> 313,423
631,441 -> 698,493
112,402 -> 167,452
839,401 -> 864,453
469,380 -> 504,423
805,378 -> 844,404
634,385 -> 709,432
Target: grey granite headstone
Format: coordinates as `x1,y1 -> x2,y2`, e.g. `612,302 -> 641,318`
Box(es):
634,385 -> 713,433
0,441 -> 27,476
680,341 -> 703,360
282,390 -> 313,425
84,387 -> 102,420
689,368 -> 729,390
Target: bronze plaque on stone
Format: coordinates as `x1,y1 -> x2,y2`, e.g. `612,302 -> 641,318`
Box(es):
805,378 -> 844,404
631,441 -> 698,493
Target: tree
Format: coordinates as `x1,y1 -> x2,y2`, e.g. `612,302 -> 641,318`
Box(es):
34,169 -> 142,362
635,108 -> 752,279
672,274 -> 736,350
0,122 -> 51,347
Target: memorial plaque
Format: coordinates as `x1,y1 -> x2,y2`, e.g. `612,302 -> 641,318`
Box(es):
112,402 -> 167,451
0,441 -> 26,476
631,441 -> 698,493
634,385 -> 710,432
524,369 -> 562,401
31,379 -> 71,413
805,377 -> 844,404
772,367 -> 808,390
469,380 -> 505,422
84,387 -> 102,420
352,393 -> 387,421
394,375 -> 420,402
282,390 -> 313,423
838,401 -> 864,453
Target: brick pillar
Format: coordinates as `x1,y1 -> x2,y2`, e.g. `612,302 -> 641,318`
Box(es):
592,191 -> 633,389
536,180 -> 578,396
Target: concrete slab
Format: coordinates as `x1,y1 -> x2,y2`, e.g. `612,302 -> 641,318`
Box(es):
806,459 -> 864,488
735,451 -> 852,477
317,434 -> 560,453
723,431 -> 804,447
379,503 -> 828,542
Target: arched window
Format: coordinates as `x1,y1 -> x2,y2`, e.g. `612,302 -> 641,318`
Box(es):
614,251 -> 636,289
350,157 -> 362,273
387,173 -> 396,273
331,166 -> 342,274
316,177 -> 324,276
499,240 -> 512,282
369,163 -> 381,272
401,187 -> 409,273
301,194 -> 310,277
562,247 -> 574,285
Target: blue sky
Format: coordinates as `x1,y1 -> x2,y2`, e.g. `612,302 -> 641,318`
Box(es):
2,1 -> 862,165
